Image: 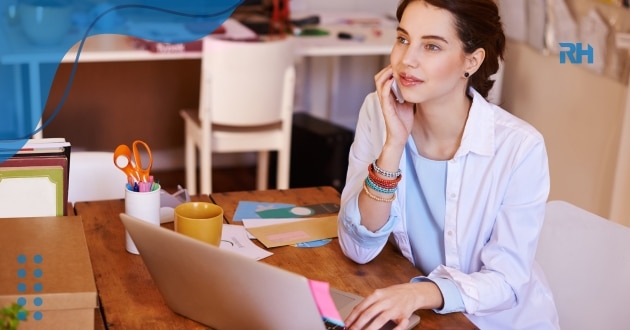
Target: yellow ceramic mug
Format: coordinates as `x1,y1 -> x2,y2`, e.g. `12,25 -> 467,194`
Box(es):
174,202 -> 224,246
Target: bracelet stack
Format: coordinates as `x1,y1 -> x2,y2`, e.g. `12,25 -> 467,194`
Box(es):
363,160 -> 402,202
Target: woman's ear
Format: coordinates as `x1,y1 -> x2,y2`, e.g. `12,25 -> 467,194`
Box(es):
465,48 -> 485,76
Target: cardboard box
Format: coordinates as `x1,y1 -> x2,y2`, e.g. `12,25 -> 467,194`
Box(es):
0,216 -> 97,329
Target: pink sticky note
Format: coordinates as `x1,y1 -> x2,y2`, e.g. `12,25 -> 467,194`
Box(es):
308,279 -> 344,326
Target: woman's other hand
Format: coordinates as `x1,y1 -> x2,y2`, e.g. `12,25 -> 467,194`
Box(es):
344,282 -> 443,330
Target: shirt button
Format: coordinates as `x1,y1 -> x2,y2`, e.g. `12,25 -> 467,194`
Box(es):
449,193 -> 457,199
447,230 -> 453,236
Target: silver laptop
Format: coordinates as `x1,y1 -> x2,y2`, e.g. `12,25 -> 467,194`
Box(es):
120,213 -> 421,330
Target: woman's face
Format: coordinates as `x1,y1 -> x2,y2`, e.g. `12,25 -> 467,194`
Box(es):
390,1 -> 469,105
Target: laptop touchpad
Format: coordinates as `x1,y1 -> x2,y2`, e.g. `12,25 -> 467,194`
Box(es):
330,289 -> 361,310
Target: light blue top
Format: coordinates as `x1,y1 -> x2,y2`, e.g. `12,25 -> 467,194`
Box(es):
404,138 -> 465,312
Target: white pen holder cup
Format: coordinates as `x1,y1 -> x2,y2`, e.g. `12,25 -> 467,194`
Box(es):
124,184 -> 161,254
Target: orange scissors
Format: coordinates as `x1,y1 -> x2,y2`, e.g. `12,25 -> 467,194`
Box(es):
113,140 -> 153,182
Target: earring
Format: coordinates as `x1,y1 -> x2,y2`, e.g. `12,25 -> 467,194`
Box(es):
464,72 -> 470,78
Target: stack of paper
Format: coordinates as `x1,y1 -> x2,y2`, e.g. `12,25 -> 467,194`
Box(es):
234,200 -> 340,248
243,215 -> 338,248
0,138 -> 71,217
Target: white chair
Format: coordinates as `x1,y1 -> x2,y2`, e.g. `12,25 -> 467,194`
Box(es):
179,36 -> 296,195
536,200 -> 630,330
68,151 -> 127,205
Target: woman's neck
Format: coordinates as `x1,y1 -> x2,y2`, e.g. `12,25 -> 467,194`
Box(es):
411,93 -> 472,160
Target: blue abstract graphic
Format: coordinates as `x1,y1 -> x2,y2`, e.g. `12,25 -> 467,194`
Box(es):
0,0 -> 242,160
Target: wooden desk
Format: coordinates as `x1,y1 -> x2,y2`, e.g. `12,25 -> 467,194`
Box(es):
73,186 -> 476,329
210,186 -> 476,330
74,195 -> 213,330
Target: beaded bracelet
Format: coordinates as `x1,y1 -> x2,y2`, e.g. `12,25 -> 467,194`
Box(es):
363,181 -> 396,203
372,160 -> 401,178
365,177 -> 397,194
368,177 -> 398,190
368,164 -> 402,188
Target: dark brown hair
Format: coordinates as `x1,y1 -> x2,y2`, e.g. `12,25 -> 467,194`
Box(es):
396,0 -> 505,98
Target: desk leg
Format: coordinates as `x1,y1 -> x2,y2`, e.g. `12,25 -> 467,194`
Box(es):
13,64 -> 25,136
306,54 -> 388,128
328,56 -> 341,123
306,56 -> 335,121
305,56 -> 341,122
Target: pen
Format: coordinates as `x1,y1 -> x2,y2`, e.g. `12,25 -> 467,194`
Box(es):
125,174 -> 158,192
337,18 -> 380,26
295,28 -> 329,36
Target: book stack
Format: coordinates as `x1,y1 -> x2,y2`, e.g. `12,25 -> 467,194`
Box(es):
130,37 -> 203,53
0,138 -> 71,217
129,24 -> 227,54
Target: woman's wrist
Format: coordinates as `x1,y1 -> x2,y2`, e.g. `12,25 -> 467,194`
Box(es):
411,281 -> 445,310
383,136 -> 407,151
377,143 -> 405,174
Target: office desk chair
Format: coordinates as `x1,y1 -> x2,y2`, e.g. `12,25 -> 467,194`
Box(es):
68,151 -> 126,205
180,36 -> 296,195
536,200 -> 630,330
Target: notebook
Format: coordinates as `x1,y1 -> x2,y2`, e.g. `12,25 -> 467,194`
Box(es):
120,213 -> 421,330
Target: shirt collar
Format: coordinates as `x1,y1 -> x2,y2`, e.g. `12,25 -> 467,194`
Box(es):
454,88 -> 495,158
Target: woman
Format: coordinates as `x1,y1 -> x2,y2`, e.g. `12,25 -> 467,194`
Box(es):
337,0 -> 559,329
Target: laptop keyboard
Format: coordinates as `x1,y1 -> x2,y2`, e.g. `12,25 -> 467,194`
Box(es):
324,319 -> 345,330
323,319 -> 399,330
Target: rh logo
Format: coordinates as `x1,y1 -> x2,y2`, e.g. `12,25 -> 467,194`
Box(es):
559,43 -> 594,64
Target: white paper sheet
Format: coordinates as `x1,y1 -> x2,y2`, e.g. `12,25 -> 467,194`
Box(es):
220,224 -> 273,260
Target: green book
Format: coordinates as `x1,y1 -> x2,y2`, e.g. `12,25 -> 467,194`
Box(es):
0,166 -> 65,217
